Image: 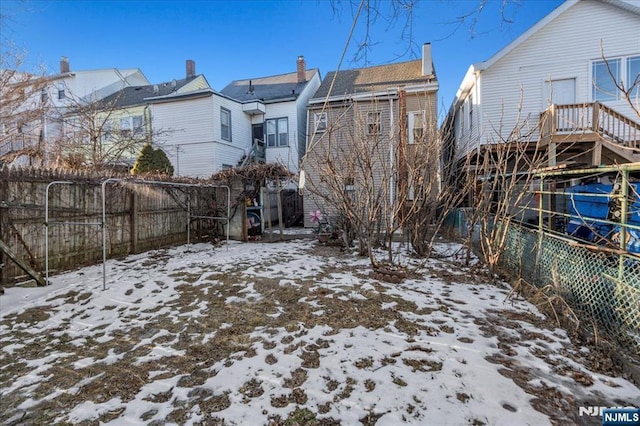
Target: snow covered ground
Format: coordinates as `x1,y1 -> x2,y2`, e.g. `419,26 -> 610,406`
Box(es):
0,238 -> 638,425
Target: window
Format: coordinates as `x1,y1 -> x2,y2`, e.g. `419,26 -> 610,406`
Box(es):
221,107 -> 231,141
366,111 -> 381,135
628,56 -> 640,100
102,119 -> 113,141
119,115 -> 144,138
408,111 -> 425,144
314,112 -> 327,132
592,58 -> 621,101
266,117 -> 288,147
468,95 -> 473,131
132,115 -> 144,133
57,89 -> 65,100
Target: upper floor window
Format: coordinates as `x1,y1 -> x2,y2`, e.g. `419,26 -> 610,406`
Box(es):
314,112 -> 327,132
408,111 -> 425,144
221,107 -> 232,141
366,111 -> 381,135
468,95 -> 473,131
266,117 -> 288,147
592,55 -> 639,102
119,115 -> 145,138
593,58 -> 621,101
628,56 -> 640,101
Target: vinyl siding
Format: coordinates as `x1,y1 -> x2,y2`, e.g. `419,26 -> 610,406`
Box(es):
303,99 -> 395,228
151,94 -> 252,178
264,102 -> 300,173
479,0 -> 640,147
450,0 -> 640,158
296,72 -> 322,161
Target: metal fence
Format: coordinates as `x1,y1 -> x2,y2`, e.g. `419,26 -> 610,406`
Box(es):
501,219 -> 640,356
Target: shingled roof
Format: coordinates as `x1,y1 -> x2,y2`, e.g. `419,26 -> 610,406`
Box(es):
312,60 -> 435,100
220,69 -> 319,103
99,77 -> 196,108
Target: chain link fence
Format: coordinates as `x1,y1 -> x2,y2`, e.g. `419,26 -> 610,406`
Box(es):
501,222 -> 640,355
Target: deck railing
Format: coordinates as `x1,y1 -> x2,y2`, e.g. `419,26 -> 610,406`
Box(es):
0,134 -> 40,157
540,102 -> 640,149
240,138 -> 266,167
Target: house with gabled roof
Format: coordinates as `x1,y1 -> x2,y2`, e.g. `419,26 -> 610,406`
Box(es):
1,56 -> 150,167
220,56 -> 321,176
140,61 -> 254,178
442,0 -> 640,169
302,44 -> 439,228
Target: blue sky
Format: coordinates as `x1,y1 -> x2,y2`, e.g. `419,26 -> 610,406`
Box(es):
3,0 -> 563,117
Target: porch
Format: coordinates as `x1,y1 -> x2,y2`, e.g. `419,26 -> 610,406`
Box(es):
539,102 -> 640,166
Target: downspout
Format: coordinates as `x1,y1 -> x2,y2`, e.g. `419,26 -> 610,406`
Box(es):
389,97 -> 395,225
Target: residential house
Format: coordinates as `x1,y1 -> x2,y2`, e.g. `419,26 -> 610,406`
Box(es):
81,75 -> 199,169
0,56 -> 150,166
302,44 -> 439,228
147,60 -> 255,178
443,0 -> 640,169
220,56 -> 321,176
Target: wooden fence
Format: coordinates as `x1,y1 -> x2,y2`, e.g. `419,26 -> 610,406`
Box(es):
0,167 -> 238,286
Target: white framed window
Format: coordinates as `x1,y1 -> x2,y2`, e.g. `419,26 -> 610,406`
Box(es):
592,58 -> 621,101
119,115 -> 144,138
102,119 -> 113,142
266,117 -> 288,147
314,112 -> 327,132
57,83 -> 65,100
366,111 -> 381,135
468,94 -> 473,131
628,56 -> 640,100
221,107 -> 231,141
592,55 -> 640,102
408,111 -> 425,144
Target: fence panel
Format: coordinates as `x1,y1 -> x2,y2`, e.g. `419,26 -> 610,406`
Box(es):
0,168 -> 232,285
501,223 -> 640,355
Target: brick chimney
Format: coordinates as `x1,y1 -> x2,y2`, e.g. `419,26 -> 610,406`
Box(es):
297,55 -> 306,83
60,56 -> 70,74
186,59 -> 196,79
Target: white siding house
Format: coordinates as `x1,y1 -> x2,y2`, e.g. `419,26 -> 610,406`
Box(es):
445,0 -> 640,166
0,56 -> 150,167
220,56 -> 322,177
149,85 -> 253,178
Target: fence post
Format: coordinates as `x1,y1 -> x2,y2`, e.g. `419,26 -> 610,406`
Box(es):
592,102 -> 600,133
130,189 -> 138,254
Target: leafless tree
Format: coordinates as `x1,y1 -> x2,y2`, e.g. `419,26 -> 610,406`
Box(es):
328,0 -> 521,66
47,90 -> 153,171
305,90 -> 458,268
0,43 -> 49,166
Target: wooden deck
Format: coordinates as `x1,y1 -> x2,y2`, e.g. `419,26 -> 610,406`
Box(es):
539,102 -> 640,164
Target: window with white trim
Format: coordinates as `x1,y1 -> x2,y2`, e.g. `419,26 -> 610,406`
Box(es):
592,55 -> 640,102
628,56 -> 640,101
119,115 -> 145,138
468,94 -> 473,131
266,117 -> 288,147
314,112 -> 327,132
366,111 -> 381,135
408,111 -> 425,144
221,107 -> 231,141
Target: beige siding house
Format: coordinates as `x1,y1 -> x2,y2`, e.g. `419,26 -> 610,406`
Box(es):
302,44 -> 439,228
